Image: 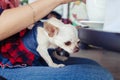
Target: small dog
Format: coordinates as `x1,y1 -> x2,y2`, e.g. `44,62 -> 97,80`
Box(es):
36,17 -> 80,68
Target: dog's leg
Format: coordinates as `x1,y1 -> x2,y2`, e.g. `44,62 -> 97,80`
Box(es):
37,46 -> 65,68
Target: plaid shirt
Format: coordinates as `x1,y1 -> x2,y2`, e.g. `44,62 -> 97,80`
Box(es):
0,29 -> 35,68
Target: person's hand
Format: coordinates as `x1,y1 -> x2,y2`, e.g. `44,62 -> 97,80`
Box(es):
59,0 -> 77,4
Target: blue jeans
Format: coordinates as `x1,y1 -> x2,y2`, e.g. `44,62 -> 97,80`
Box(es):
0,57 -> 114,80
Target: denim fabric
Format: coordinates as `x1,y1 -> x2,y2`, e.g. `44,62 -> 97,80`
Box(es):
0,8 -> 3,15
0,57 -> 114,80
22,21 -> 43,56
22,21 -> 45,65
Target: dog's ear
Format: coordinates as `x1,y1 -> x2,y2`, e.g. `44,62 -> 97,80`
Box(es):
44,22 -> 59,37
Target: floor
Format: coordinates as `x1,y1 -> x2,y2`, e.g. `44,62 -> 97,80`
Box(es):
71,47 -> 120,80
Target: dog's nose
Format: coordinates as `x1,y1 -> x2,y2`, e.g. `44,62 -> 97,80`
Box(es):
74,47 -> 79,53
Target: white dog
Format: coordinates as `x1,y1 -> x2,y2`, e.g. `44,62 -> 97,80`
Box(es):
36,17 -> 80,68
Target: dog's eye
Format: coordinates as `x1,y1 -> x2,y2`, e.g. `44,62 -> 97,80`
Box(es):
65,41 -> 71,46
77,41 -> 80,44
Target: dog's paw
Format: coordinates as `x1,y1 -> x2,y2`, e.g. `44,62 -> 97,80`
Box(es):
49,63 -> 65,68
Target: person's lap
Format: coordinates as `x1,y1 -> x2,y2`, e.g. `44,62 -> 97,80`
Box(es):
0,57 -> 114,80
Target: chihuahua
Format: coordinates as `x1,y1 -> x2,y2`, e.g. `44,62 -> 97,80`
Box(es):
35,17 -> 80,68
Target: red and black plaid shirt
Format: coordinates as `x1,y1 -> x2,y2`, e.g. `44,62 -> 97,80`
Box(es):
0,30 -> 35,67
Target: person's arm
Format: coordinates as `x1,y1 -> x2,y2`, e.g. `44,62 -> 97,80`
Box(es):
0,0 -> 76,41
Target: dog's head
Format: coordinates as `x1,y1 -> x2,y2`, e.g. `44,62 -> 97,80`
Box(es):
44,17 -> 80,54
